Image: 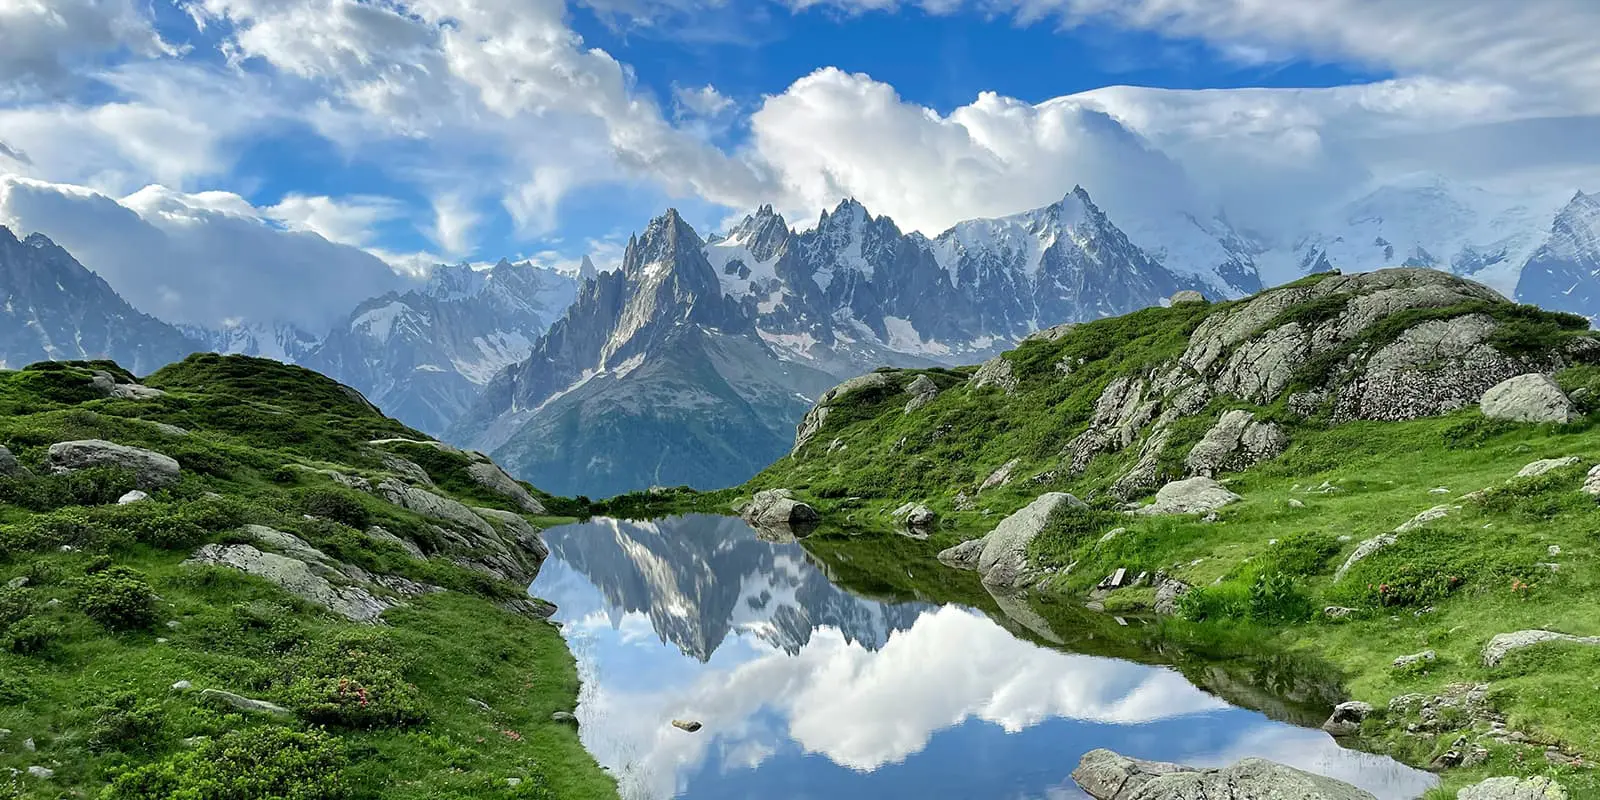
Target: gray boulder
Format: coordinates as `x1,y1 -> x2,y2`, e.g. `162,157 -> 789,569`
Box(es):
1333,534 -> 1396,582
1320,700 -> 1373,737
972,356 -> 1019,395
382,454 -> 435,487
1184,410 -> 1288,477
1152,576 -> 1192,615
1457,776 -> 1568,800
183,543 -> 396,623
1169,290 -> 1208,305
1515,456 -> 1582,478
374,479 -> 498,539
742,489 -> 821,530
937,492 -> 1084,589
1071,748 -> 1375,800
978,458 -> 1022,492
474,507 -> 550,563
904,374 -> 940,413
90,371 -> 166,400
1392,649 -> 1437,669
366,525 -> 425,559
1480,374 -> 1576,424
890,502 -> 936,531
466,462 -> 547,514
197,688 -> 293,718
117,490 -> 150,504
48,439 -> 180,488
0,445 -> 28,477
1130,477 -> 1241,515
1024,322 -> 1079,342
1483,630 -> 1600,667
1584,464 -> 1600,495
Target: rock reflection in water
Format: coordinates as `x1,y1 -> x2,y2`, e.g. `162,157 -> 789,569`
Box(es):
530,515 -> 1437,800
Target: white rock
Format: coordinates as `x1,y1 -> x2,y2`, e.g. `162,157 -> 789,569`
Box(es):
1480,374 -> 1577,424
1130,477 -> 1242,515
1516,456 -> 1582,478
116,489 -> 150,504
937,493 -> 1085,589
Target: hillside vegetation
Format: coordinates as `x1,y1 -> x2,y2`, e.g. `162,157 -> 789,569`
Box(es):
739,269 -> 1600,797
0,355 -> 614,799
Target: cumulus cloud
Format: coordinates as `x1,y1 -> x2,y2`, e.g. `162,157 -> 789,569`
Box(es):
0,176 -> 405,331
0,0 -> 179,98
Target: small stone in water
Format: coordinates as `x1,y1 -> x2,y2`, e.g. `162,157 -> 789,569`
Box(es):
672,719 -> 703,733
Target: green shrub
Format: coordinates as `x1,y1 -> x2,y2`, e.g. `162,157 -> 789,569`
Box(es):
77,566 -> 158,631
1473,466 -> 1594,521
0,467 -> 141,512
88,691 -> 168,754
0,586 -> 36,627
0,669 -> 34,703
1440,415 -> 1518,449
1175,582 -> 1250,622
1262,531 -> 1340,577
102,726 -> 351,800
296,487 -> 371,530
1247,571 -> 1313,622
2,615 -> 61,655
281,632 -> 426,729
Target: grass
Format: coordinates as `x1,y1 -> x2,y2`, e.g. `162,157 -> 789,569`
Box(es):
0,356 -> 614,800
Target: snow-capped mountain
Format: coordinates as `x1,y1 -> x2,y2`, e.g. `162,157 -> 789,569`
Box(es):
304,259 -> 577,436
450,189 -> 1243,497
542,514 -> 930,661
1516,191 -> 1600,319
449,209 -> 840,498
179,320 -> 320,364
0,226 -> 202,374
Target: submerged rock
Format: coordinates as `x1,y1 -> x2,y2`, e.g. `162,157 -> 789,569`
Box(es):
937,492 -> 1084,589
48,439 -> 180,488
1480,374 -> 1577,424
1070,748 -> 1375,800
742,489 -> 820,531
1130,477 -> 1241,515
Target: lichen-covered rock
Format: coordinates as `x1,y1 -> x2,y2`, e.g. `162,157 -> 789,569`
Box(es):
90,370 -> 166,400
904,374 -> 940,413
1516,456 -> 1583,478
1064,377 -> 1158,472
0,445 -> 26,477
1152,576 -> 1192,615
1334,314 -> 1525,421
978,458 -> 1021,492
1483,630 -> 1600,667
937,492 -> 1085,589
47,439 -> 180,488
742,489 -> 820,530
374,479 -> 498,539
1185,410 -> 1288,477
972,355 -> 1019,395
183,543 -> 397,622
1457,776 -> 1569,800
1070,748 -> 1376,800
466,461 -> 547,514
473,507 -> 550,563
1130,477 -> 1241,515
1169,290 -> 1207,305
890,502 -> 936,531
1480,374 -> 1577,424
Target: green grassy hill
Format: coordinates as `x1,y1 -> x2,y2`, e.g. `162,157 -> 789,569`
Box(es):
734,269 -> 1600,797
0,355 -> 614,799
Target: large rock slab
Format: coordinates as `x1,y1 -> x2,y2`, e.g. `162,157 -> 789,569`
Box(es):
1184,410 -> 1288,477
937,492 -> 1084,589
473,507 -> 550,563
1130,477 -> 1241,515
904,374 -> 940,413
90,371 -> 166,400
375,479 -> 497,539
466,462 -> 547,514
0,445 -> 28,477
1515,456 -> 1582,478
1070,748 -> 1376,800
47,439 -> 180,488
183,543 -> 396,622
1480,374 -> 1577,424
972,356 -> 1019,395
1457,776 -> 1568,800
742,489 -> 820,530
1483,630 -> 1600,667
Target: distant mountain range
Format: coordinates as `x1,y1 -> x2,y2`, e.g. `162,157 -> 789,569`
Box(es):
3,174 -> 1599,496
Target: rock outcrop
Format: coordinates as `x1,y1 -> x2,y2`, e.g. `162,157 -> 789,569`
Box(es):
1169,290 -> 1207,305
0,445 -> 26,477
937,492 -> 1083,589
1130,477 -> 1241,515
903,374 -> 940,413
466,462 -> 547,514
1514,456 -> 1583,478
1070,748 -> 1375,800
184,541 -> 398,623
890,502 -> 936,533
47,439 -> 180,489
1480,374 -> 1577,424
793,373 -> 894,454
1320,700 -> 1373,737
374,479 -> 497,539
89,370 -> 167,400
1483,630 -> 1600,667
1184,410 -> 1288,477
972,356 -> 1019,395
742,489 -> 820,531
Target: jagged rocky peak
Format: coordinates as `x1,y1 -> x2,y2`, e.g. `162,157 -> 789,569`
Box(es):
627,208 -> 707,275
578,255 -> 599,281
724,204 -> 791,263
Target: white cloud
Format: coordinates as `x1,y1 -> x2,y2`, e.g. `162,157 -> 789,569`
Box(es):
266,193 -> 405,248
0,176 -> 406,331
0,0 -> 179,98
673,84 -> 736,119
428,193 -> 481,257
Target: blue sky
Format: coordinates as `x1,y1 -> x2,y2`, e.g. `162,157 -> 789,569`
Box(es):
1,0 -> 1597,330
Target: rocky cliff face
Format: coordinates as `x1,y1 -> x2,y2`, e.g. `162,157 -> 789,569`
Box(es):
0,226 -> 202,374
1515,191 -> 1600,321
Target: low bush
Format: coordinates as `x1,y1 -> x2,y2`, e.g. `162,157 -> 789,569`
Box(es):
102,726 -> 351,800
0,467 -> 141,513
1261,531 -> 1340,577
0,586 -> 36,627
296,487 -> 372,530
281,632 -> 427,729
87,691 -> 168,754
2,615 -> 62,655
76,566 -> 158,631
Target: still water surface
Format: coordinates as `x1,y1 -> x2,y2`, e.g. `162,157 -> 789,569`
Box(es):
528,514 -> 1437,800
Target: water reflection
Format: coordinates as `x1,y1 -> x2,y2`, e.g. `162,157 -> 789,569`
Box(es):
530,515 -> 1437,800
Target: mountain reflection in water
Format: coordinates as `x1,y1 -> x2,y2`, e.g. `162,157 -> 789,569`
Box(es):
529,515 -> 1436,800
